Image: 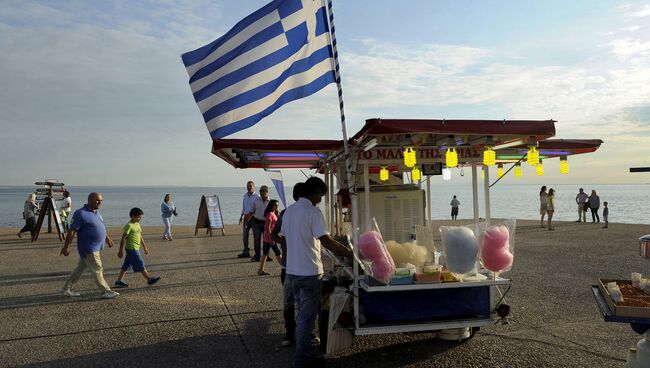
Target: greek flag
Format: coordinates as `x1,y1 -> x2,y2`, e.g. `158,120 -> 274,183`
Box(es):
182,0 -> 336,139
265,169 -> 287,208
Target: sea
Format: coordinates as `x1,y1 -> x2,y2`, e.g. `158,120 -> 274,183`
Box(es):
0,184 -> 647,228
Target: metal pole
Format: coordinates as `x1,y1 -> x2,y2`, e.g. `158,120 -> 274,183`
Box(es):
426,175 -> 432,227
483,165 -> 491,225
324,169 -> 331,231
364,163 -> 370,232
472,164 -> 479,223
324,0 -> 361,330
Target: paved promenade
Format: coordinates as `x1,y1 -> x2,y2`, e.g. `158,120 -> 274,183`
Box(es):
0,220 -> 645,367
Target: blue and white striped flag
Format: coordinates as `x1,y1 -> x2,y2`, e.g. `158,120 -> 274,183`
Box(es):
182,0 -> 336,139
265,169 -> 287,208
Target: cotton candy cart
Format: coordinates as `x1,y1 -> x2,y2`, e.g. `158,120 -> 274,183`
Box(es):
211,118 -> 603,354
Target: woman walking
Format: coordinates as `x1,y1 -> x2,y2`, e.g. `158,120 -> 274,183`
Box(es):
17,193 -> 39,239
258,200 -> 282,276
588,190 -> 600,223
539,186 -> 548,228
161,193 -> 176,241
547,188 -> 556,231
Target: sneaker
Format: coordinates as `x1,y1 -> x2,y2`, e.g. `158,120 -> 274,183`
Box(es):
101,290 -> 120,299
147,276 -> 161,286
237,253 -> 250,258
250,255 -> 261,262
114,280 -> 129,288
281,338 -> 294,347
62,289 -> 81,297
258,270 -> 270,276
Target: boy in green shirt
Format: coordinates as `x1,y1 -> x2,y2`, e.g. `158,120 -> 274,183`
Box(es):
114,208 -> 160,287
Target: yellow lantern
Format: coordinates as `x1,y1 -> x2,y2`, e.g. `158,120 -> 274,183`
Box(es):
536,161 -> 544,176
411,166 -> 421,181
514,163 -> 522,178
527,146 -> 539,166
380,166 -> 389,181
445,147 -> 458,168
403,146 -> 417,168
497,164 -> 505,177
483,147 -> 496,166
560,156 -> 569,174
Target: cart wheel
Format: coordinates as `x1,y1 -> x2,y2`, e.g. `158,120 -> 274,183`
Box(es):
454,327 -> 479,344
469,326 -> 480,339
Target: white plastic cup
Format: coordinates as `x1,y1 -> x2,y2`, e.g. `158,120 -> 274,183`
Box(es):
632,272 -> 642,288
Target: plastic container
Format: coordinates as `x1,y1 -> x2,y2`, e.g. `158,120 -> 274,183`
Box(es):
636,338 -> 650,367
624,347 -> 638,368
640,235 -> 650,259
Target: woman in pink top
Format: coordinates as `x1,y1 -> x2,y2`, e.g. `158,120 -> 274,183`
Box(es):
259,200 -> 282,276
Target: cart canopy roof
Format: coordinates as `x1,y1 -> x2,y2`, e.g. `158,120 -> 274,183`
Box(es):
211,119 -> 602,169
211,138 -> 341,169
351,118 -> 556,149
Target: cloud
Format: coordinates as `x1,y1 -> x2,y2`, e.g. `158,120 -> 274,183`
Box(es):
631,4 -> 650,17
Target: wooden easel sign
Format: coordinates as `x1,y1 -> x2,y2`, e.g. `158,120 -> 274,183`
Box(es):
33,197 -> 65,242
195,195 -> 225,236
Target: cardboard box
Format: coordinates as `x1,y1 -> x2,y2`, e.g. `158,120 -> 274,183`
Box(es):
597,278 -> 650,318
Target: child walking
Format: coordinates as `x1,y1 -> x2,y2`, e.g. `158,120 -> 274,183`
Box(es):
258,200 -> 282,276
602,201 -> 609,228
115,208 -> 160,287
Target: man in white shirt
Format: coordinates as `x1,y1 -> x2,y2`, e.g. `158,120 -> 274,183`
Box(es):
281,177 -> 352,368
575,188 -> 589,222
60,190 -> 72,231
237,181 -> 259,258
248,185 -> 270,262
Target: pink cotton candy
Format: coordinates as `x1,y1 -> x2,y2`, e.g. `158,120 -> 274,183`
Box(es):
359,231 -> 385,259
481,225 -> 513,272
359,230 -> 395,284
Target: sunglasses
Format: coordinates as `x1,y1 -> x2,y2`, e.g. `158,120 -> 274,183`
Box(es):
260,189 -> 268,192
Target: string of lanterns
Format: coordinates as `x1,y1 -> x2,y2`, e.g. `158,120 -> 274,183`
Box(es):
388,145 -> 570,182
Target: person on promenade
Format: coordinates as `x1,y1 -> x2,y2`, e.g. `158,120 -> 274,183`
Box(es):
248,185 -> 270,262
114,207 -> 160,288
237,181 -> 259,259
59,192 -> 119,299
60,190 -> 72,231
547,188 -> 556,231
602,201 -> 609,229
450,195 -> 460,220
258,199 -> 282,276
539,186 -> 548,228
272,183 -> 305,347
282,177 -> 353,368
17,193 -> 38,239
161,194 -> 176,241
588,189 -> 600,223
575,188 -> 588,223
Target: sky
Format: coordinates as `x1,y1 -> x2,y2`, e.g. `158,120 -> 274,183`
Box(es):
1,0 -> 650,187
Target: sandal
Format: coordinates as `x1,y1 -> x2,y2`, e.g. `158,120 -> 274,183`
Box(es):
16,233 -> 22,239
258,270 -> 270,276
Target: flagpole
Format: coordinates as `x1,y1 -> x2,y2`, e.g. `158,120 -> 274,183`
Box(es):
323,0 -> 361,331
